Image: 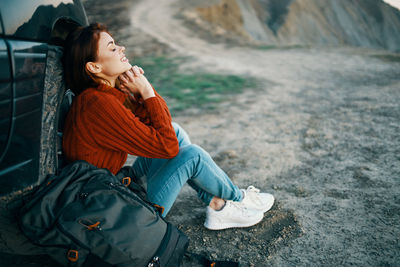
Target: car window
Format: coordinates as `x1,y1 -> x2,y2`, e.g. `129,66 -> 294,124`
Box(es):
0,0 -> 86,42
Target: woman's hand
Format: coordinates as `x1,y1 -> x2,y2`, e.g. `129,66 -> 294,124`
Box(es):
118,65 -> 155,100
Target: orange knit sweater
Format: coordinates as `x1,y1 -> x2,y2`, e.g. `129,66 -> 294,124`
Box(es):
62,83 -> 179,174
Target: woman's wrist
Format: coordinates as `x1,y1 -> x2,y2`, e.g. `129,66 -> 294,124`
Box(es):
140,84 -> 155,100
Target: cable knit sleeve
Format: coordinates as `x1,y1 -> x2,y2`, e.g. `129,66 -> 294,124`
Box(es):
85,92 -> 179,159
124,87 -> 172,124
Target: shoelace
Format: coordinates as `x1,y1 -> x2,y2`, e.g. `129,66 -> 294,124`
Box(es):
247,185 -> 260,193
227,200 -> 252,216
245,186 -> 265,205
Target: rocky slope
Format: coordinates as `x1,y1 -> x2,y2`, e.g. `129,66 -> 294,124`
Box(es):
185,0 -> 400,51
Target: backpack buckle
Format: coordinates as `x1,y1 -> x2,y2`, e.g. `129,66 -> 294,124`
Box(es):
67,249 -> 79,262
122,177 -> 131,187
153,204 -> 165,215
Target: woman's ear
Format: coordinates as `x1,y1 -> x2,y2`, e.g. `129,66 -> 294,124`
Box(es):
86,62 -> 102,74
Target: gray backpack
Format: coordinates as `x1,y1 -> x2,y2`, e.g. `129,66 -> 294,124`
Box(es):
18,160 -> 188,267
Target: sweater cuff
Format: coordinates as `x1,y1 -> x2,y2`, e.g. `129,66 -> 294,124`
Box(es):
143,96 -> 158,107
144,96 -> 171,127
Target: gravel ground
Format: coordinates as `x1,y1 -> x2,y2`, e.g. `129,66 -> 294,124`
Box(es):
126,1 -> 400,266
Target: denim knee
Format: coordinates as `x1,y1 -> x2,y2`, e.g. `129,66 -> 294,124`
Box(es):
179,144 -> 208,161
172,122 -> 191,147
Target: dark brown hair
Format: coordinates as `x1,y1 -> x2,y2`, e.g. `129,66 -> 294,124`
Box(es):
63,23 -> 109,95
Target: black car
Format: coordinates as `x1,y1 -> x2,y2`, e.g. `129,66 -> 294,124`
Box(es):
0,0 -> 88,195
0,0 -> 88,255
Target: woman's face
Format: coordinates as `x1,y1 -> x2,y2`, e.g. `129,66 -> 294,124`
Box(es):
94,32 -> 132,80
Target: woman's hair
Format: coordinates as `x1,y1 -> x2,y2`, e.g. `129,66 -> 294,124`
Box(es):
63,23 -> 109,95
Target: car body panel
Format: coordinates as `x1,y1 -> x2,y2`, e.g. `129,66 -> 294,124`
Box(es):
0,0 -> 88,195
0,40 -> 11,161
0,41 -> 47,194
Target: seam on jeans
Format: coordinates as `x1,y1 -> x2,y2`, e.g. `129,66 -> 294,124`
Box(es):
148,157 -> 198,203
201,159 -> 233,189
187,180 -> 213,205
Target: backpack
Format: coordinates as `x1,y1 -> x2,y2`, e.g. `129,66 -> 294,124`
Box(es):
18,160 -> 188,267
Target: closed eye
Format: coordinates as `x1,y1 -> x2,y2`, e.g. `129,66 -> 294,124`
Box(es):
107,40 -> 117,52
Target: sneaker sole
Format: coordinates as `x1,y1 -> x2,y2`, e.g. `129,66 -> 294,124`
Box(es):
204,212 -> 264,230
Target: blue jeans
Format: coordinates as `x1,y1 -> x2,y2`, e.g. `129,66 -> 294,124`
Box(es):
131,123 -> 243,216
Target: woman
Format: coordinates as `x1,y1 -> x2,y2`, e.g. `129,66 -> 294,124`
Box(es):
62,23 -> 274,230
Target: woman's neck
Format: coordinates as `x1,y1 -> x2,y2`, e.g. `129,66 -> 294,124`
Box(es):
108,79 -> 116,88
100,76 -> 116,88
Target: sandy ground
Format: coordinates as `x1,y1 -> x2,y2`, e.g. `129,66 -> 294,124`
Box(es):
1,0 -> 399,266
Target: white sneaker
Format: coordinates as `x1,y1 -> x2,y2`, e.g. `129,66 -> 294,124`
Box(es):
204,200 -> 264,230
240,186 -> 275,213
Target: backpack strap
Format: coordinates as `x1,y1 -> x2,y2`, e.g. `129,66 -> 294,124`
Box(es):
185,252 -> 242,267
150,223 -> 189,267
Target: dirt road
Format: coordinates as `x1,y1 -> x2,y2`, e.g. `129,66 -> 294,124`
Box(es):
128,0 -> 400,266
